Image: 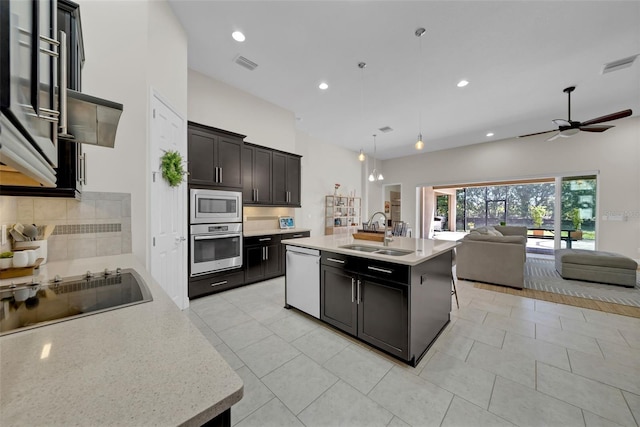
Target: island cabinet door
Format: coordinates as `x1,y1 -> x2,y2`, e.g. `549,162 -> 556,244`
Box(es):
320,265 -> 357,336
357,278 -> 409,360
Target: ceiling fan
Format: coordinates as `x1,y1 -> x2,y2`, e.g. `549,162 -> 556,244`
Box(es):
519,86 -> 632,141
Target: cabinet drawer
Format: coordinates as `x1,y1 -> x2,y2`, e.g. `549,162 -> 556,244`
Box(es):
321,251 -> 359,271
360,259 -> 410,284
281,231 -> 310,240
189,269 -> 245,299
244,234 -> 281,247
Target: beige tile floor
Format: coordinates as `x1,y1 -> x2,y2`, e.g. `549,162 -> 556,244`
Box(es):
186,276 -> 640,427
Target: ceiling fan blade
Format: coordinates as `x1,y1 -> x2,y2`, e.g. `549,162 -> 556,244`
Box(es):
580,124 -> 614,133
552,119 -> 571,127
518,130 -> 555,138
581,109 -> 632,126
546,132 -> 562,142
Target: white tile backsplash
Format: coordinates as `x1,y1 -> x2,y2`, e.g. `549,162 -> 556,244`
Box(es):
0,192 -> 131,260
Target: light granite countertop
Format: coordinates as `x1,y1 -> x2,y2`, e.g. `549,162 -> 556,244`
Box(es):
281,235 -> 458,266
0,254 -> 243,427
243,228 -> 311,237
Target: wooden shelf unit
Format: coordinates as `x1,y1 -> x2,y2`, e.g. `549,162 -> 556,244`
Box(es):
325,195 -> 361,235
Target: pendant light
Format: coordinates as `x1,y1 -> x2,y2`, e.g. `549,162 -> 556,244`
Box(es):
368,134 -> 383,182
415,27 -> 426,150
357,62 -> 367,162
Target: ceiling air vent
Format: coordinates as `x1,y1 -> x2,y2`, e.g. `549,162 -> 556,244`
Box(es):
378,126 -> 393,133
234,55 -> 258,71
602,54 -> 638,74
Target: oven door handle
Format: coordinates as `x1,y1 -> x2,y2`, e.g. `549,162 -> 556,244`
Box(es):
193,233 -> 242,241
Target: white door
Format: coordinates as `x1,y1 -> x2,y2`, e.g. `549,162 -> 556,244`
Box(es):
150,92 -> 188,309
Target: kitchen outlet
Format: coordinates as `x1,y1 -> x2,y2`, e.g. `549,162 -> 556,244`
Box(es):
1,225 -> 6,245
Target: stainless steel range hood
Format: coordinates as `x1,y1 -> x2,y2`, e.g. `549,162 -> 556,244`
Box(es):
64,89 -> 123,148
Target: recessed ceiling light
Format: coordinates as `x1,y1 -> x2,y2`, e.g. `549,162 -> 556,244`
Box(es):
457,80 -> 469,88
486,132 -> 494,137
319,82 -> 329,90
232,31 -> 245,42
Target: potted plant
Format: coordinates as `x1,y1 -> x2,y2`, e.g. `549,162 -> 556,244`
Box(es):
530,205 -> 546,235
499,221 -> 506,226
0,251 -> 13,269
570,208 -> 583,240
467,222 -> 475,230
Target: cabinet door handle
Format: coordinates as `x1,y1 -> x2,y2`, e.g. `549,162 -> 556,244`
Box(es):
211,280 -> 228,287
214,167 -> 219,183
327,258 -> 345,264
58,31 -> 70,136
357,279 -> 361,304
368,266 -> 393,274
292,234 -> 303,238
256,188 -> 259,201
265,247 -> 269,260
259,237 -> 272,242
219,167 -> 223,182
81,153 -> 87,185
351,278 -> 355,303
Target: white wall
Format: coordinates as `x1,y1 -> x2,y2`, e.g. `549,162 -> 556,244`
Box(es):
188,70 -> 295,153
188,70 -> 363,237
295,130 -> 363,236
77,0 -> 187,263
375,116 -> 640,259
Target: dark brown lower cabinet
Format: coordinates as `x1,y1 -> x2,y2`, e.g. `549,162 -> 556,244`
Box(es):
320,265 -> 409,360
319,250 -> 452,366
320,265 -> 358,335
244,235 -> 281,284
188,269 -> 245,299
358,277 -> 409,359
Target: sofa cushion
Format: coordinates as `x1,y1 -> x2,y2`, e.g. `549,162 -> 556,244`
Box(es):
465,234 -> 526,244
471,226 -> 503,236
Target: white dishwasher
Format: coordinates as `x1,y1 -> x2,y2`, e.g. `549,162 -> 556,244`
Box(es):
285,245 -> 320,318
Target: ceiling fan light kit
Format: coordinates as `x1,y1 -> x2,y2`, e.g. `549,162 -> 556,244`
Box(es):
518,85 -> 632,141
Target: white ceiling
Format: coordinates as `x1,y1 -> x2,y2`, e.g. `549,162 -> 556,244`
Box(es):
167,1 -> 640,160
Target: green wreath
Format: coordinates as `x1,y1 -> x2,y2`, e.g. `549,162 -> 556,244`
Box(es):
161,150 -> 186,187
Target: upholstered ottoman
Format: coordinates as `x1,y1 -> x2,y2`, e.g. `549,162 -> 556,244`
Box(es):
555,249 -> 637,287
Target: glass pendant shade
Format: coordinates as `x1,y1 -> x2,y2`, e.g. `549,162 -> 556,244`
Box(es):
377,172 -> 384,181
358,149 -> 365,162
368,172 -> 375,182
415,133 -> 424,150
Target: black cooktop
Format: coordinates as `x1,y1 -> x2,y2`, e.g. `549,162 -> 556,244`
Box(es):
0,269 -> 153,336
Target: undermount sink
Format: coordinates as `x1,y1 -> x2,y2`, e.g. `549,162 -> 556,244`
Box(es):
339,244 -> 413,256
372,249 -> 413,256
339,244 -> 379,253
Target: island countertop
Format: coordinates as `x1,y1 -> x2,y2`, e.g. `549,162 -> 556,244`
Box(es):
281,235 -> 458,266
0,254 -> 243,427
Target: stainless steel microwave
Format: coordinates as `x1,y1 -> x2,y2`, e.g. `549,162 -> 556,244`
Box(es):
190,189 -> 242,224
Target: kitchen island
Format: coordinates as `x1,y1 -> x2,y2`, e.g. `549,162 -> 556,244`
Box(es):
282,235 -> 458,367
0,254 -> 242,426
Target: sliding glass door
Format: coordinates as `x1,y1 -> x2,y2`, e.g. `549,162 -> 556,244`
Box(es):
559,176 -> 596,250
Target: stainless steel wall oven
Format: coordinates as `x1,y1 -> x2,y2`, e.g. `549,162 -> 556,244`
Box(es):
190,223 -> 243,276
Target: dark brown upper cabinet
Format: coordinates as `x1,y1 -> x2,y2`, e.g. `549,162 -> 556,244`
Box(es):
0,0 -> 85,198
272,151 -> 301,207
187,122 -> 244,190
243,143 -> 273,205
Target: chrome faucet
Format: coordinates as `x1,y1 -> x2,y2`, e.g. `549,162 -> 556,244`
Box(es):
368,211 -> 393,246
